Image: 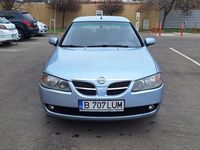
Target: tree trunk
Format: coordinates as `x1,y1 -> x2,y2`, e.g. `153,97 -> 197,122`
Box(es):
3,1 -> 12,10
62,10 -> 66,29
1,0 -> 20,10
161,11 -> 168,30
161,0 -> 176,30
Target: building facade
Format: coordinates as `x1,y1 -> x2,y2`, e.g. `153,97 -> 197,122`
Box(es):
160,10 -> 200,29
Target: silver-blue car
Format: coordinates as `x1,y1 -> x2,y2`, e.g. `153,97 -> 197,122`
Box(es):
39,16 -> 164,121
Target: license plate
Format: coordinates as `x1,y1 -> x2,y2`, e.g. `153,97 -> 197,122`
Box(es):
79,100 -> 124,112
12,34 -> 17,38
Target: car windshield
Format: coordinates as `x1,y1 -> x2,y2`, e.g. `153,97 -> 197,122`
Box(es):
61,21 -> 142,48
0,17 -> 10,23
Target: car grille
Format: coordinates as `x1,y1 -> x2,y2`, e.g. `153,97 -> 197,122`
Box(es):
72,81 -> 96,96
45,104 -> 158,117
107,81 -> 131,95
73,80 -> 131,96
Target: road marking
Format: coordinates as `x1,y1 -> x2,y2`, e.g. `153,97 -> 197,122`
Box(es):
169,47 -> 200,67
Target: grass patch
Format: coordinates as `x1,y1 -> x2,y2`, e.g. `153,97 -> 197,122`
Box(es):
163,28 -> 200,33
142,28 -> 200,33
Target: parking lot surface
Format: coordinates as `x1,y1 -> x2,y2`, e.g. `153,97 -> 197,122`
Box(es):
0,33 -> 200,150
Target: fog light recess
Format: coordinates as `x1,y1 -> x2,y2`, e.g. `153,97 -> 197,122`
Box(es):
148,105 -> 155,111
48,105 -> 55,110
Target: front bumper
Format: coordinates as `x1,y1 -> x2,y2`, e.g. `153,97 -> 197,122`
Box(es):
43,103 -> 160,121
39,82 -> 164,121
38,27 -> 48,34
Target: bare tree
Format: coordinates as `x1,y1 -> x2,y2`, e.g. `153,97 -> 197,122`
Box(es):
98,0 -> 124,16
48,0 -> 81,28
176,0 -> 200,12
0,0 -> 28,10
140,0 -> 200,29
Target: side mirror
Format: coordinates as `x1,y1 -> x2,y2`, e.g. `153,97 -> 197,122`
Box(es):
144,37 -> 156,47
48,37 -> 59,46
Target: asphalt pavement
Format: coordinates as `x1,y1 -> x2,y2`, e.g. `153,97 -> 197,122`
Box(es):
0,33 -> 200,150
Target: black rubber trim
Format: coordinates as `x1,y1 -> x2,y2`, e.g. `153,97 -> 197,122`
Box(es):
45,103 -> 158,117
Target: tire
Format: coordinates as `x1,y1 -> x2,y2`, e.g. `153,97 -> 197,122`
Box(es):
17,29 -> 25,41
26,36 -> 31,39
2,41 -> 11,45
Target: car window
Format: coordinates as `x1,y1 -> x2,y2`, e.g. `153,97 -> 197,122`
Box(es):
0,17 -> 10,23
22,12 -> 35,21
61,22 -> 142,48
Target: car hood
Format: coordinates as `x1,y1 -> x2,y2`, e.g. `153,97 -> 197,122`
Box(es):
44,47 -> 159,81
37,21 -> 46,27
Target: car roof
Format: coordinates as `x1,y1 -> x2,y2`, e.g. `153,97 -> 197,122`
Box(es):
0,10 -> 29,14
73,16 -> 130,23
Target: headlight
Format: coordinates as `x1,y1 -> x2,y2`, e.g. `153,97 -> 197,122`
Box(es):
40,73 -> 71,92
132,73 -> 162,92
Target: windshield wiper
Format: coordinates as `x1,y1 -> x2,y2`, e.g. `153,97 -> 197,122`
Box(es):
87,45 -> 130,48
61,45 -> 85,47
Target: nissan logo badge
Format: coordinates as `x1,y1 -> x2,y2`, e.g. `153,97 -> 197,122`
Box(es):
97,77 -> 105,84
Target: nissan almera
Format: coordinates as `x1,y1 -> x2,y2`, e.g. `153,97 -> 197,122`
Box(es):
39,16 -> 164,121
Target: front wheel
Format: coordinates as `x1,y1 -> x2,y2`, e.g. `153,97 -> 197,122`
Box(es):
17,29 -> 25,41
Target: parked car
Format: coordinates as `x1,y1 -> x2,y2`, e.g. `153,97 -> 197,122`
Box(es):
37,21 -> 48,35
39,16 -> 164,121
0,10 -> 39,41
0,17 -> 18,44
